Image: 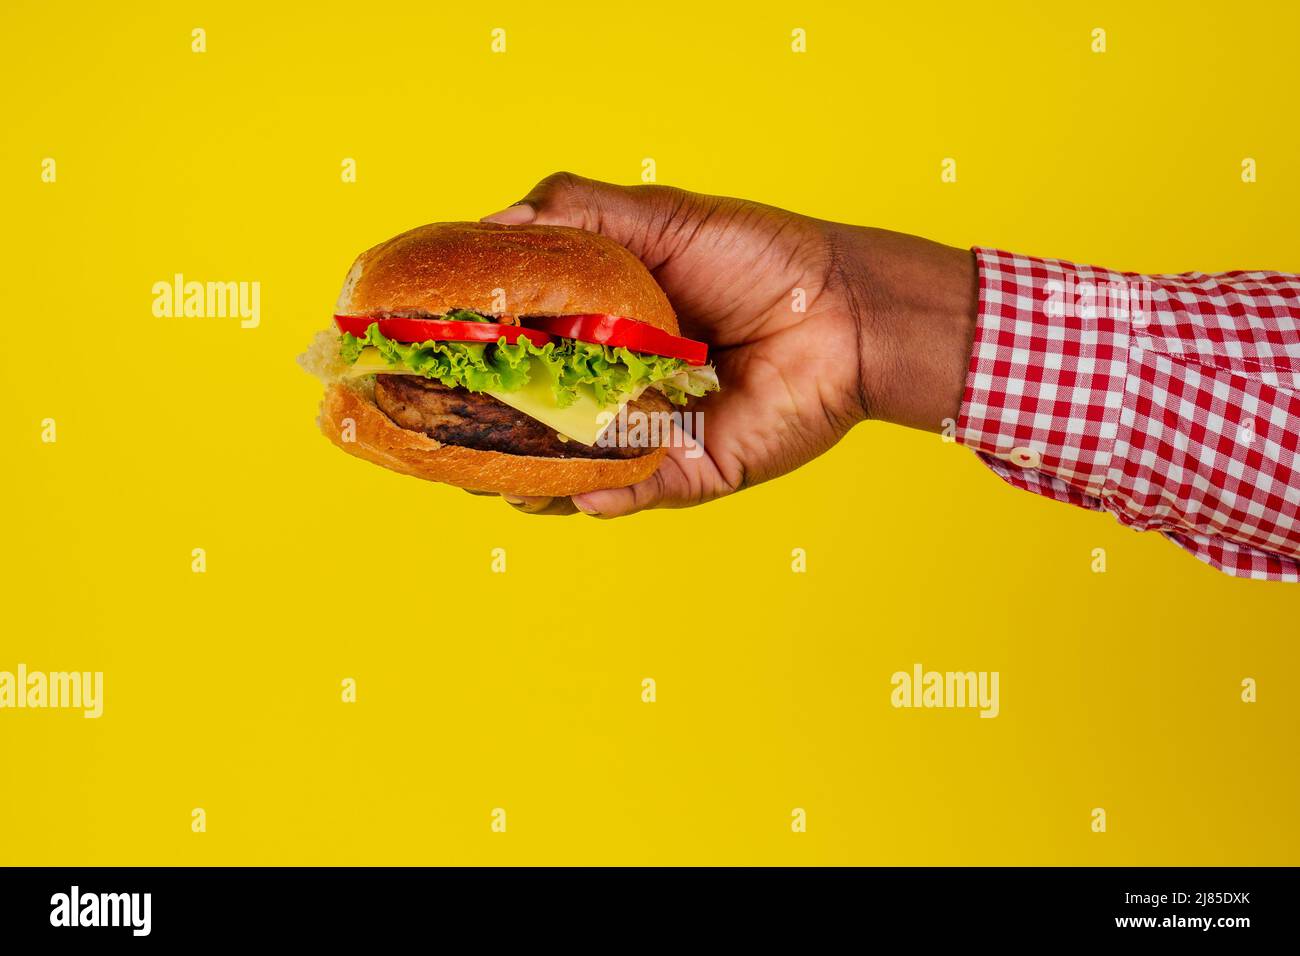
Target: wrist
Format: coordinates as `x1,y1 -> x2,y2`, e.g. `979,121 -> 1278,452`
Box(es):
831,225 -> 978,431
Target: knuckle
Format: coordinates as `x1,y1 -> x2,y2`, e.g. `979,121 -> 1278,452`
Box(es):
634,470 -> 667,510
531,171 -> 599,228
537,170 -> 586,199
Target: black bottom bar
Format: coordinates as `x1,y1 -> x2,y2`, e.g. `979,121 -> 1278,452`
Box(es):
0,867 -> 1286,942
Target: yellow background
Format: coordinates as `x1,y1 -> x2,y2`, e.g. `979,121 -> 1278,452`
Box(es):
2,1 -> 1297,865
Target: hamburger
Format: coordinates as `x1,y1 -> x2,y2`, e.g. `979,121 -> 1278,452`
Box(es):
300,222 -> 718,496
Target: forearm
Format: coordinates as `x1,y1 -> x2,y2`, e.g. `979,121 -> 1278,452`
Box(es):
829,219 -> 1300,578
829,224 -> 978,432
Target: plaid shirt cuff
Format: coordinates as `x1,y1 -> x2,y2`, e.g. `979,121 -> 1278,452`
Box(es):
955,247 -> 1300,582
956,248 -> 1127,499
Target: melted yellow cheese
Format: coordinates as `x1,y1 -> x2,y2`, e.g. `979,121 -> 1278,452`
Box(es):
341,348 -> 400,377
345,347 -> 623,446
487,368 -> 623,447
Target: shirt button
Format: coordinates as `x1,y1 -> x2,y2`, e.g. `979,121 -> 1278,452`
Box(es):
1008,446 -> 1041,468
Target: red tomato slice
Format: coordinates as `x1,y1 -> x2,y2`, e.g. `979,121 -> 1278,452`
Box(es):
522,314 -> 708,365
334,315 -> 554,347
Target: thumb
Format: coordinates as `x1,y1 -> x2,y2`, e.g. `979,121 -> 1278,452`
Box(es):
481,171 -> 682,267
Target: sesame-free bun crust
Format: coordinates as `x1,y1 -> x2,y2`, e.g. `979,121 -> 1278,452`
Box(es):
319,383 -> 668,496
337,221 -> 678,334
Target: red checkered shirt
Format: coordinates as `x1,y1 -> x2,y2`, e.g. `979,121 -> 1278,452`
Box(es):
956,248 -> 1300,581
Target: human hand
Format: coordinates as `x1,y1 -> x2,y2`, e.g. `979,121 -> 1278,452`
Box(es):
480,173 -> 977,517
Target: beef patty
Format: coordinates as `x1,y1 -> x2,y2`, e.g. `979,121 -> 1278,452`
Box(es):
373,375 -> 671,460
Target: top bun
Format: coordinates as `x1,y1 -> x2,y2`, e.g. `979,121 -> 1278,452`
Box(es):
336,221 -> 678,335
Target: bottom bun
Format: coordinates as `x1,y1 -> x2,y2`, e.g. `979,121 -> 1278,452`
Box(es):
318,382 -> 668,496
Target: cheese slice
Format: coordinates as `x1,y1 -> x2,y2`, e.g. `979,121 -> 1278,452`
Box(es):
341,347 -> 402,377
344,347 -> 624,446
487,366 -> 625,447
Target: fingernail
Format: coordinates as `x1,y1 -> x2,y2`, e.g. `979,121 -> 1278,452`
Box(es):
503,495 -> 524,506
572,495 -> 600,515
481,203 -> 536,225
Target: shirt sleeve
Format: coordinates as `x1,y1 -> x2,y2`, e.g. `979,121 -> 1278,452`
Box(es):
955,247 -> 1300,582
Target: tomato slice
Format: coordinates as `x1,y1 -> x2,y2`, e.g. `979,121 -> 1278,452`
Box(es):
334,315 -> 554,347
522,314 -> 708,365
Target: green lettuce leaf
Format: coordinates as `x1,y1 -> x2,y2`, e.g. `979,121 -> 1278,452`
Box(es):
339,322 -> 718,408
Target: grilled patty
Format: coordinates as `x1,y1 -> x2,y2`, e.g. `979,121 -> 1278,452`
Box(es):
373,375 -> 670,460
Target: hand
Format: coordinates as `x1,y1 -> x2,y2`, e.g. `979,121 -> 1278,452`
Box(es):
480,173 -> 978,517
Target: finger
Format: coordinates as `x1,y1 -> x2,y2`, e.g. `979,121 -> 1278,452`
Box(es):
505,495 -> 579,516
571,472 -> 669,519
482,172 -> 676,265
570,448 -> 700,519
479,202 -> 535,226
